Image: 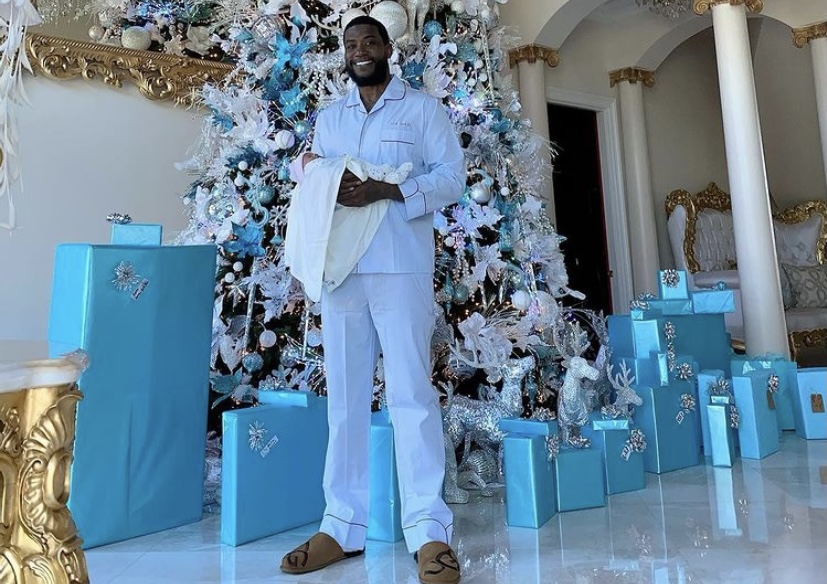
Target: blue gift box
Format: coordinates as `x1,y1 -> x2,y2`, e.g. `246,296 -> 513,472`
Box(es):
793,368 -> 827,440
691,289 -> 735,314
696,370 -> 726,456
367,410 -> 403,542
647,299 -> 694,315
553,448 -> 606,512
731,371 -> 779,460
617,354 -> 669,387
580,415 -> 645,495
732,357 -> 796,431
707,396 -> 738,467
670,314 -> 732,374
634,382 -> 701,474
110,223 -> 163,245
499,418 -> 557,528
607,316 -> 668,358
221,392 -> 328,546
658,270 -> 690,299
49,242 -> 216,549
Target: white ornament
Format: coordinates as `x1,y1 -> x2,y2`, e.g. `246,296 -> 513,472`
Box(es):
369,1 -> 408,41
444,236 -> 456,248
470,182 -> 491,204
273,130 -> 295,150
224,272 -> 236,284
88,25 -> 105,42
238,160 -> 249,171
451,0 -> 465,13
259,330 -> 277,348
121,26 -> 152,51
233,261 -> 244,271
511,290 -> 531,310
474,59 -> 483,69
234,175 -> 246,187
500,186 -> 510,196
341,8 -> 366,29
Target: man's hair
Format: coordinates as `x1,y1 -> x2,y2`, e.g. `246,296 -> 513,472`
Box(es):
343,15 -> 390,45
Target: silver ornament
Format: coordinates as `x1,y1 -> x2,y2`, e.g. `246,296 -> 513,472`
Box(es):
121,26 -> 152,51
369,1 -> 408,41
88,25 -> 105,42
470,181 -> 491,204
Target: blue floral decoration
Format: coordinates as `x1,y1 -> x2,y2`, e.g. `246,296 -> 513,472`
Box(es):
279,85 -> 307,119
270,33 -> 313,71
223,222 -> 265,258
402,60 -> 427,90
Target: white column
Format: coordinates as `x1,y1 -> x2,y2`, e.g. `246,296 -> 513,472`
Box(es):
510,45 -> 558,222
611,68 -> 660,295
806,32 -> 827,189
710,2 -> 789,357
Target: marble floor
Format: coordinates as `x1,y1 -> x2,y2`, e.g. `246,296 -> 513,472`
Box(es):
85,435 -> 826,584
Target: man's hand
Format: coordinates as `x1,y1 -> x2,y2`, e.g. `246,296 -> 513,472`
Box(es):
337,170 -> 403,207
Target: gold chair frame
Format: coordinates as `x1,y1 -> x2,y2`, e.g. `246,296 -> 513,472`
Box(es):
665,182 -> 827,361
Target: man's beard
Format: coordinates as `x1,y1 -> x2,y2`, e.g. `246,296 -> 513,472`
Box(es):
345,58 -> 390,87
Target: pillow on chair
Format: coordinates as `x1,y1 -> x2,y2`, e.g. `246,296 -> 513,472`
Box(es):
782,264 -> 827,308
774,215 -> 822,267
779,264 -> 793,309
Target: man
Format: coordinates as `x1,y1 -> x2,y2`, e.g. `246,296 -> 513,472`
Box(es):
279,15 -> 465,584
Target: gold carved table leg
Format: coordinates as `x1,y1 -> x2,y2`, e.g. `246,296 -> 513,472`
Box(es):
0,383 -> 88,584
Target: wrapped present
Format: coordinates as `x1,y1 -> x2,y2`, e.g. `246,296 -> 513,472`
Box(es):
707,396 -> 738,467
646,299 -> 694,315
579,414 -> 646,495
49,242 -> 216,548
617,354 -> 668,388
499,418 -> 556,528
553,448 -> 606,512
658,269 -> 690,299
696,370 -> 727,456
607,316 -> 668,358
732,356 -> 796,431
221,391 -> 328,546
691,288 -> 736,314
731,371 -> 779,460
793,368 -> 827,440
669,314 -> 732,374
110,223 -> 163,245
367,410 -> 403,542
634,381 -> 701,474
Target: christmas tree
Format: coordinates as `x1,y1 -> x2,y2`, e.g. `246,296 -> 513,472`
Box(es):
172,0 -> 612,446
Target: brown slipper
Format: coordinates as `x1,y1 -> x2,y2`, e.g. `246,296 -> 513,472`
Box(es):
280,532 -> 364,574
416,541 -> 461,584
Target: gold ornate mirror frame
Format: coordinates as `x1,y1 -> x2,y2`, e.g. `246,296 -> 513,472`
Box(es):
25,33 -> 235,106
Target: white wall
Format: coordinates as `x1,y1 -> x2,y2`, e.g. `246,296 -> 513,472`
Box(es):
643,28 -> 729,266
753,17 -> 827,208
1,76 -> 204,341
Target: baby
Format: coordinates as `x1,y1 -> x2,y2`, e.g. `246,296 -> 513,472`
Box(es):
284,152 -> 413,302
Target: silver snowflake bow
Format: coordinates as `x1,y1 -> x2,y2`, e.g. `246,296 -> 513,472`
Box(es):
664,321 -> 677,371
767,374 -> 780,394
676,362 -> 694,380
661,269 -> 680,288
630,292 -> 656,311
729,405 -> 740,429
676,392 -> 696,424
708,376 -> 731,397
545,434 -> 560,461
112,261 -> 140,292
106,212 -> 132,224
248,421 -> 267,452
621,428 -> 647,461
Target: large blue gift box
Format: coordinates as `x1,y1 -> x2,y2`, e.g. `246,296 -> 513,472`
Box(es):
793,368 -> 827,440
580,414 -> 645,495
731,371 -> 779,460
49,241 -> 216,548
368,410 -> 403,542
634,382 -> 701,474
222,391 -> 328,546
732,356 -> 796,431
691,288 -> 735,314
499,418 -> 556,528
553,448 -> 606,512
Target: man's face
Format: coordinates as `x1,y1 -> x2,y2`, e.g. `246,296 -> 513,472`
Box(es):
343,24 -> 392,87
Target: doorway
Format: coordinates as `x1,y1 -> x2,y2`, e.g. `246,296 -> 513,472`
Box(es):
547,102 -> 613,315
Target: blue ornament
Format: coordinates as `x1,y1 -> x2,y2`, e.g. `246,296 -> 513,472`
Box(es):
423,20 -> 443,40
456,43 -> 478,63
293,120 -> 312,140
453,283 -> 470,303
256,185 -> 275,205
242,352 -> 264,372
